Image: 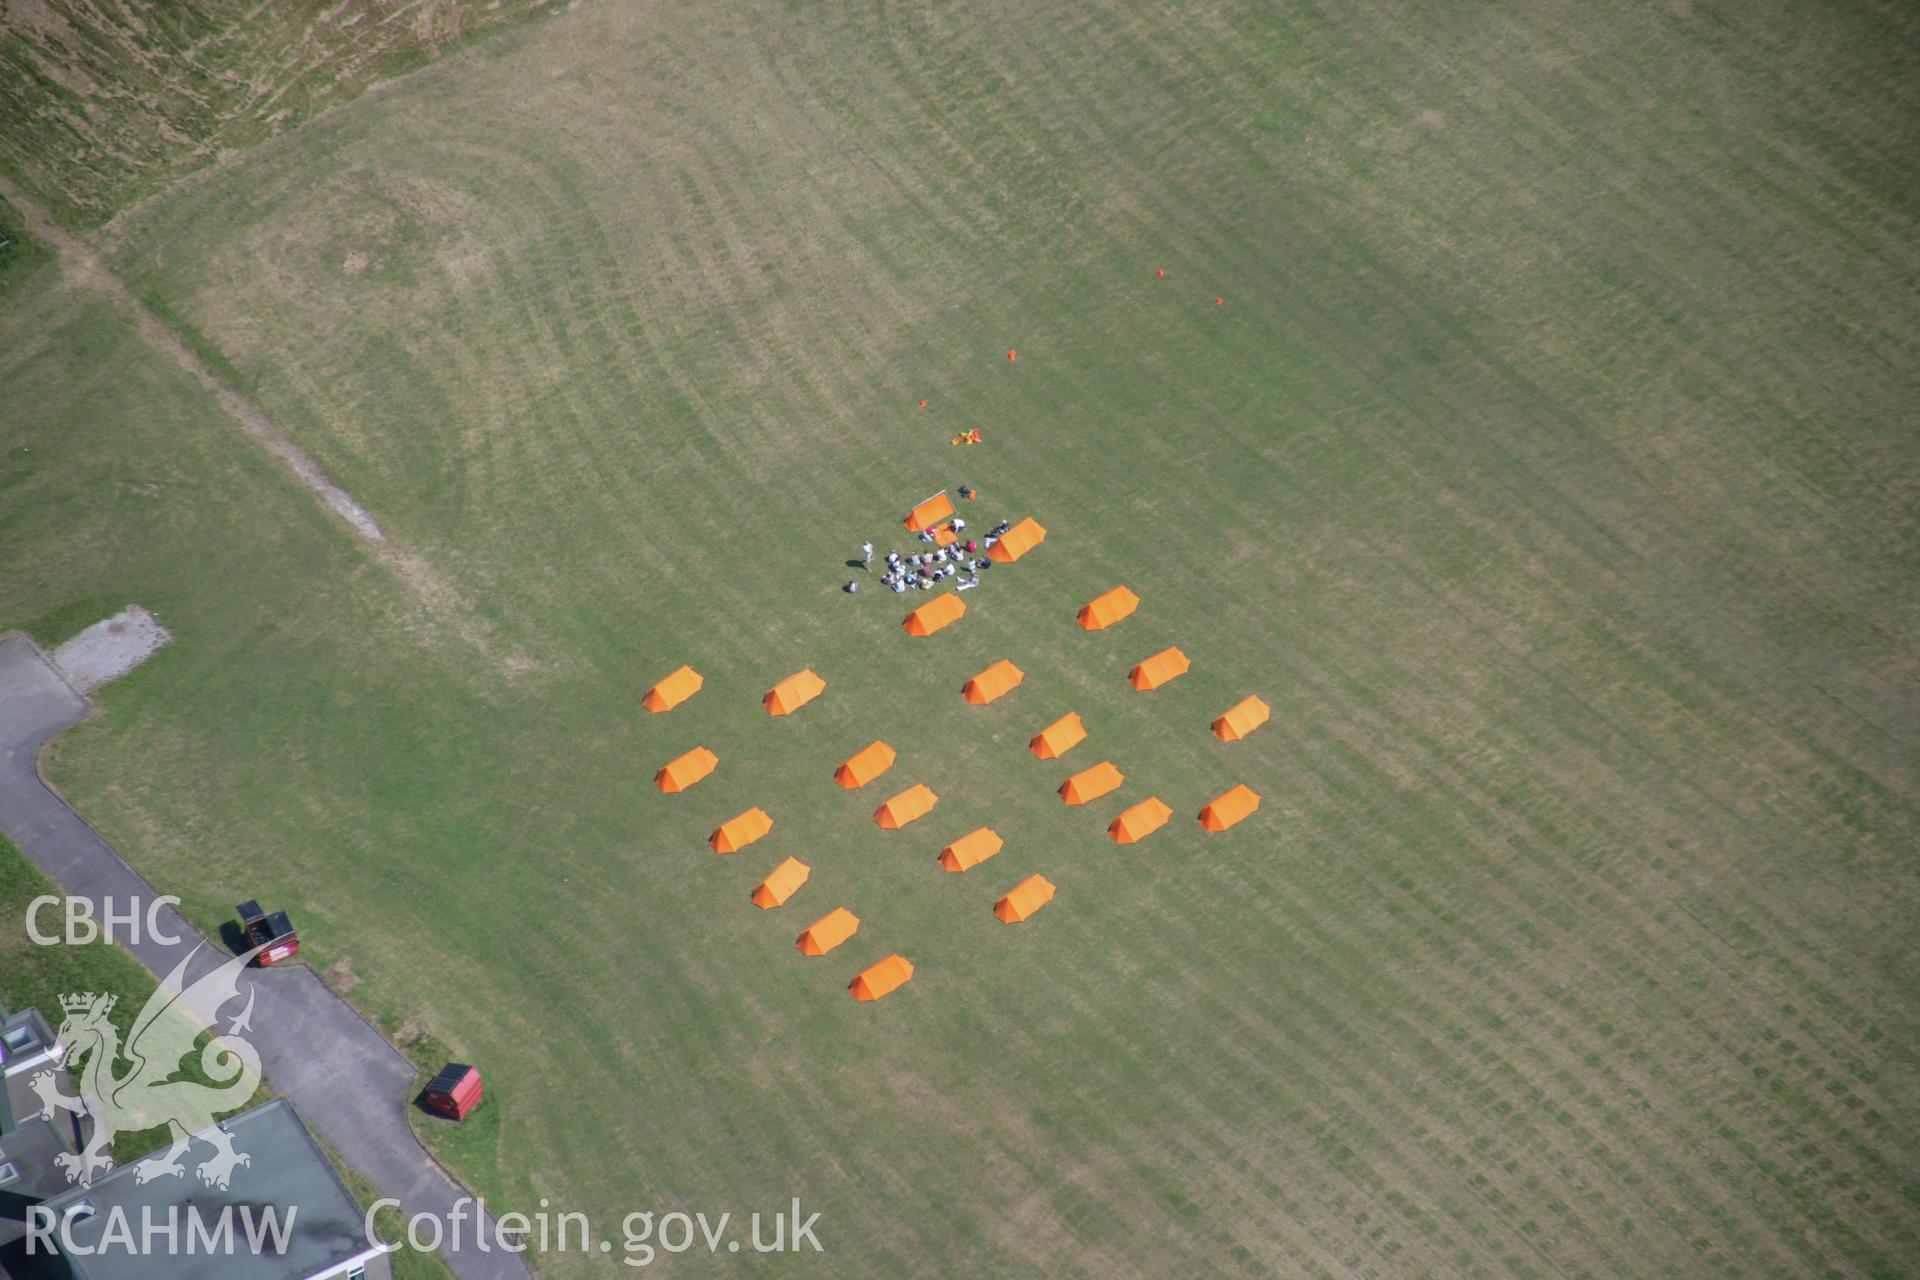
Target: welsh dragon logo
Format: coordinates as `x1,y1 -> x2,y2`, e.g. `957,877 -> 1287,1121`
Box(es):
30,943 -> 264,1190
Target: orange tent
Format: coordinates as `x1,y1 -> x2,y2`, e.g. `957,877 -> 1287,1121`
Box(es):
710,807 -> 773,854
874,783 -> 938,829
1109,797 -> 1173,844
796,907 -> 860,956
904,491 -> 955,532
931,522 -> 960,548
850,954 -> 914,1001
1129,647 -> 1191,691
764,668 -> 826,717
939,827 -> 1004,872
1199,784 -> 1261,832
1078,587 -> 1140,631
986,517 -> 1047,564
655,747 -> 717,794
834,740 -> 896,789
963,659 -> 1025,705
994,874 -> 1056,923
1029,712 -> 1087,760
904,593 -> 966,637
642,664 -> 703,713
1213,695 -> 1270,742
1059,761 -> 1123,805
752,856 -> 811,909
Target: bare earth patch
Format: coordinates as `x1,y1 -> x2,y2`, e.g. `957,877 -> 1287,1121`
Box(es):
324,957 -> 362,994
50,604 -> 170,692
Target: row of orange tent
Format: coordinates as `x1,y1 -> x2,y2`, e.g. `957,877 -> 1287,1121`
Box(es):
788,906 -> 911,1002
904,491 -> 1049,565
1052,750 -> 1260,838
899,514 -> 1049,639
1093,784 -> 1263,840
1070,587 -> 1272,740
1025,695 -> 1267,764
657,692 -> 1264,797
789,908 -> 912,1000
792,910 -> 911,1002
645,665 -> 830,717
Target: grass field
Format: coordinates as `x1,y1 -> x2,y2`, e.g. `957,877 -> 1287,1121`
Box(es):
3,1 -> 1918,1276
0,0 -> 554,230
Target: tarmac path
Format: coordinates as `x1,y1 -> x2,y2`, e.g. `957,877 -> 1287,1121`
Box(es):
0,632 -> 532,1280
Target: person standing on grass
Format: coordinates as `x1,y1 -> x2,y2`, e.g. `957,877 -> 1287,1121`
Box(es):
862,541 -> 874,569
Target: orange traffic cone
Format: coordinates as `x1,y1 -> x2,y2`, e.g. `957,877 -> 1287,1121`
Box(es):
1007,349 -> 1017,362
1156,268 -> 1166,278
1215,296 -> 1225,305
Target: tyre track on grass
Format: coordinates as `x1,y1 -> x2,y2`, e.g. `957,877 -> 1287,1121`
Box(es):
0,177 -> 506,670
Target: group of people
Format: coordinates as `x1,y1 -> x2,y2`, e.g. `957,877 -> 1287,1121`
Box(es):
847,518 -> 1016,595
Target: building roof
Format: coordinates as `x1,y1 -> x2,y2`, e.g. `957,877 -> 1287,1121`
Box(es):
36,1099 -> 382,1280
1,1005 -> 65,1138
0,1114 -> 82,1251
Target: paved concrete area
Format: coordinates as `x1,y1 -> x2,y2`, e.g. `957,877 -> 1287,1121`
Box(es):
0,632 -> 531,1280
48,605 -> 170,693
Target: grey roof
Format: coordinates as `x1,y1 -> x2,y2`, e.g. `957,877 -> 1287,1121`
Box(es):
37,1099 -> 382,1280
0,1115 -> 80,1249
0,1008 -> 64,1137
